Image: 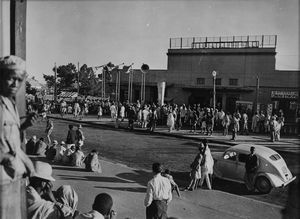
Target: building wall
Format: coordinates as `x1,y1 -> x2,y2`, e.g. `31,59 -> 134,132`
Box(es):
167,48 -> 276,87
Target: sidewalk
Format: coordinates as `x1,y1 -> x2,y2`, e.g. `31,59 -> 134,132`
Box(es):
49,114 -> 300,154
48,158 -> 283,219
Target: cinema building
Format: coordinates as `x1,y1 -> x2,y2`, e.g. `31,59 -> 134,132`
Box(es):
116,35 -> 299,126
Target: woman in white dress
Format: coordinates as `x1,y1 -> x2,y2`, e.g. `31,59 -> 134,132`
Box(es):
167,108 -> 175,132
199,139 -> 214,189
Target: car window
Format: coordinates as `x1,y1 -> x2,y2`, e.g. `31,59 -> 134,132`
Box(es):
223,151 -> 237,161
269,154 -> 281,161
238,153 -> 248,163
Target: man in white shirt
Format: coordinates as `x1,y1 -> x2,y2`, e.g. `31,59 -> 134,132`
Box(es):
144,163 -> 172,219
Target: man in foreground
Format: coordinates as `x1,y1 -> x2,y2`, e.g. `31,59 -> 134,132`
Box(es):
0,55 -> 37,218
144,162 -> 172,219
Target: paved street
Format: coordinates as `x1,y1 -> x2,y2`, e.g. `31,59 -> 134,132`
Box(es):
25,114 -> 299,218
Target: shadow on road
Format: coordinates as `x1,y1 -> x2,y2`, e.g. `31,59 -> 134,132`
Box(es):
52,166 -> 86,172
57,174 -> 134,183
116,170 -> 152,187
94,186 -> 146,193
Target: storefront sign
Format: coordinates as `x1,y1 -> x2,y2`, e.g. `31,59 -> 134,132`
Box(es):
271,91 -> 298,99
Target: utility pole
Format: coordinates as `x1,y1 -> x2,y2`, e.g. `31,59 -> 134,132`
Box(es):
54,63 -> 57,103
77,62 -> 80,95
254,75 -> 260,113
212,71 -> 217,111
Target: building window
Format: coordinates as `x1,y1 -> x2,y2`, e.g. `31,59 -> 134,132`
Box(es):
197,78 -> 205,85
216,78 -> 221,85
229,78 -> 238,86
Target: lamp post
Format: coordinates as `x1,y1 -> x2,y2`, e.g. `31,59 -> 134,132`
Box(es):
212,70 -> 217,111
140,63 -> 149,103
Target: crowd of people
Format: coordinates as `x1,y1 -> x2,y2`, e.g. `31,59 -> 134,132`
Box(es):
26,122 -> 102,173
29,96 -> 287,143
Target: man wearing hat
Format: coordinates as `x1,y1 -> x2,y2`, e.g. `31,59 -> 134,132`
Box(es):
144,162 -> 172,219
0,55 -> 38,218
244,146 -> 259,192
27,161 -> 72,218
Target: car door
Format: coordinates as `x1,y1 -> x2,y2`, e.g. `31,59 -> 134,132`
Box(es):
235,152 -> 248,181
217,150 -> 238,180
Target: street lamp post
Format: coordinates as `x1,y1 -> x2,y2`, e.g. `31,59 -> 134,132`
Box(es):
212,70 -> 217,111
140,64 -> 149,103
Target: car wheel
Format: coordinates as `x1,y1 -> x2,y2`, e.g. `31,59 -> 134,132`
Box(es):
255,176 -> 272,194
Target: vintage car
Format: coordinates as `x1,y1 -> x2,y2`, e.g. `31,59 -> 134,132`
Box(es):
212,144 -> 296,193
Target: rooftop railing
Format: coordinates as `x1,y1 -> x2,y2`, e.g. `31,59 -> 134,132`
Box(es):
169,35 -> 277,49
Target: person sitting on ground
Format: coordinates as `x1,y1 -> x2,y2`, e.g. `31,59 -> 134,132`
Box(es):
163,169 -> 181,197
71,146 -> 85,167
34,137 -> 48,156
62,145 -> 76,165
27,161 -> 74,219
75,193 -> 116,219
26,135 -> 37,155
45,140 -> 58,161
54,141 -> 66,162
56,185 -> 79,218
84,149 -> 102,173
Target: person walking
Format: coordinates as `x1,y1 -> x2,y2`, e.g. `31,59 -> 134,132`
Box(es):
75,124 -> 85,148
231,113 -> 240,141
241,112 -> 249,135
110,102 -> 117,121
45,117 -> 54,144
127,105 -> 136,130
74,101 -> 81,118
120,103 -> 125,122
144,163 -> 172,219
185,147 -> 203,191
66,124 -> 76,148
222,112 -> 231,136
167,109 -> 175,132
198,140 -> 214,190
97,104 -> 103,120
244,146 -> 259,192
162,169 -> 181,197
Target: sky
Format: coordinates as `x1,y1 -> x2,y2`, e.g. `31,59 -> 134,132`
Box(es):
1,0 -> 299,82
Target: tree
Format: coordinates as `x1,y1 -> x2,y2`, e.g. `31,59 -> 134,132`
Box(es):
79,64 -> 102,96
25,81 -> 37,95
43,74 -> 55,90
43,63 -> 103,96
54,63 -> 77,91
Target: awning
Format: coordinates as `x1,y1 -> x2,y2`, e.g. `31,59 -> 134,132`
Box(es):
58,92 -> 78,98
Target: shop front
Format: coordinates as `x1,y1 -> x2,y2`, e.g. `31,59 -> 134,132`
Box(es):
270,90 -> 299,134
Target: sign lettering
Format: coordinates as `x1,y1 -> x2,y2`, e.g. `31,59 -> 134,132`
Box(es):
271,91 -> 298,99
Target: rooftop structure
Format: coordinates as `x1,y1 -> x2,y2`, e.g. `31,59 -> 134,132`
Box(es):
169,35 -> 277,49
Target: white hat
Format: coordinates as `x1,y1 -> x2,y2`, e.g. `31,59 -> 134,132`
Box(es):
53,140 -> 58,145
60,141 -> 65,145
0,55 -> 27,75
32,161 -> 55,181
